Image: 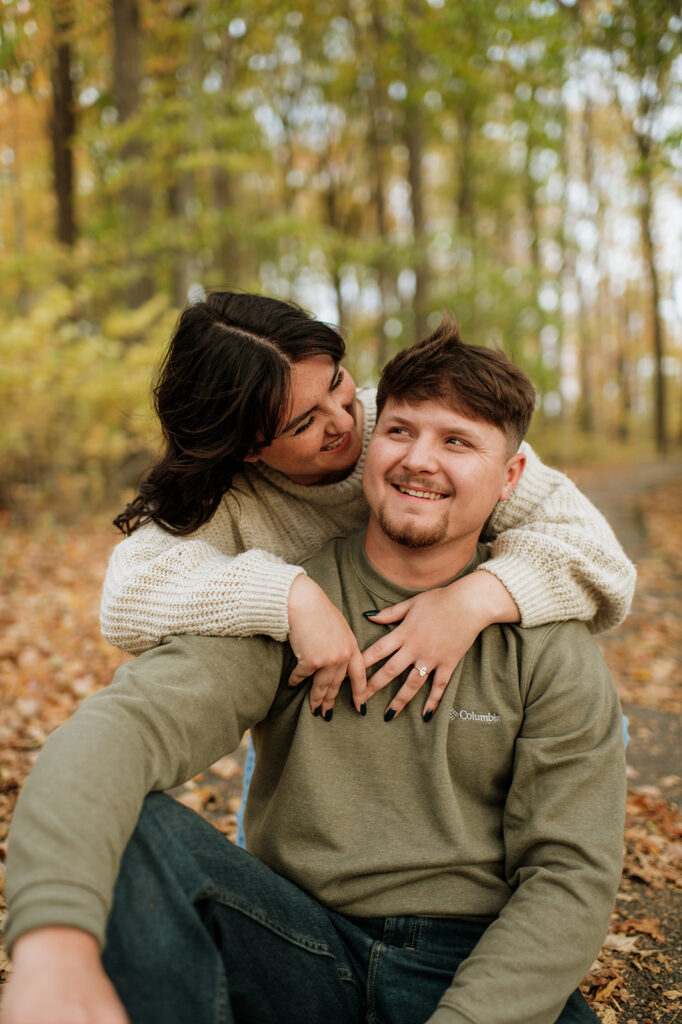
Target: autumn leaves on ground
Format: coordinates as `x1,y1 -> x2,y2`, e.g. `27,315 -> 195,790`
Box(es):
1,469 -> 681,1023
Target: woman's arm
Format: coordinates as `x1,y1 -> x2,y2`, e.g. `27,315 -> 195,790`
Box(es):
100,515 -> 304,654
481,442 -> 636,632
100,495 -> 367,709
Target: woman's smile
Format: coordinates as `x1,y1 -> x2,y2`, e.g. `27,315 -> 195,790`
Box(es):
249,355 -> 364,485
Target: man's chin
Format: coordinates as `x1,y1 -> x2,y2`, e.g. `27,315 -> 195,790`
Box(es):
376,508 -> 447,549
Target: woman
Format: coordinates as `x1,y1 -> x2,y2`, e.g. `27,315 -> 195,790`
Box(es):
103,290 -> 634,720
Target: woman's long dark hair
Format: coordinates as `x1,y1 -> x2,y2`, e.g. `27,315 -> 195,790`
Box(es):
114,292 -> 346,536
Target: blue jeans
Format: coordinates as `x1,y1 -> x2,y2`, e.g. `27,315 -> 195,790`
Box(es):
103,793 -> 599,1024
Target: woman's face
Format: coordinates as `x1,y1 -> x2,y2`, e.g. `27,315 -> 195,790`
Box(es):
249,355 -> 363,485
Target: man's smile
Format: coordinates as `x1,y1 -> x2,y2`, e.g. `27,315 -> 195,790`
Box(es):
388,476 -> 451,502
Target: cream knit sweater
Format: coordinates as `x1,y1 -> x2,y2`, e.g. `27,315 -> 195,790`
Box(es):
100,389 -> 636,654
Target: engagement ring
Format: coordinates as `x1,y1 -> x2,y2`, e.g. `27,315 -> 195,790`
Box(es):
417,666 -> 428,677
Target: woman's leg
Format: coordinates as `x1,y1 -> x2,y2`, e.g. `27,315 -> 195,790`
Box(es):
235,735 -> 255,849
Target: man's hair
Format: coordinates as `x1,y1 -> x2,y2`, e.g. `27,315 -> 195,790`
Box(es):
376,315 -> 536,452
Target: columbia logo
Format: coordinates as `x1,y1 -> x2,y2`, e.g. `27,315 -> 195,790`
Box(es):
450,709 -> 501,723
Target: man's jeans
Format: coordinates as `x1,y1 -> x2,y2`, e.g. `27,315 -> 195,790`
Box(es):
103,793 -> 599,1024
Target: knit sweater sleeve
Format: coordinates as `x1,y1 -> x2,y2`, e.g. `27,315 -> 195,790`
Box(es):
100,508 -> 305,655
479,443 -> 636,632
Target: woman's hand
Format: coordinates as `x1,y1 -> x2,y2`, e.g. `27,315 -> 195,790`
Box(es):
362,570 -> 519,720
287,575 -> 366,717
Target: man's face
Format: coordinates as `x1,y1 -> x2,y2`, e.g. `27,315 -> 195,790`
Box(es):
363,397 -> 524,554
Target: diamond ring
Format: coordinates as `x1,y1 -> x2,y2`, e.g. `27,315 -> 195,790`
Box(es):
417,666 -> 428,677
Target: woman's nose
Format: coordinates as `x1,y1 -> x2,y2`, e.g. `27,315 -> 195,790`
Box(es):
323,394 -> 355,435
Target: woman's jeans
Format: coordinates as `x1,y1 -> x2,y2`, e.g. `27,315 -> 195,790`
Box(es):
103,793 -> 599,1024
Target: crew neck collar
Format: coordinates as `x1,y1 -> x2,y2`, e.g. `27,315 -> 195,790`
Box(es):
347,529 -> 487,605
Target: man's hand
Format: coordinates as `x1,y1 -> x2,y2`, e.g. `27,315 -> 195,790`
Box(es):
287,575 -> 366,717
0,927 -> 129,1024
362,570 -> 520,719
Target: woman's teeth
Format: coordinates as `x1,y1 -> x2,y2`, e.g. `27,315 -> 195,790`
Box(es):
322,434 -> 346,451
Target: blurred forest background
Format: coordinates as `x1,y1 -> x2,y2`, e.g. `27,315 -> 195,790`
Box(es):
0,0 -> 681,519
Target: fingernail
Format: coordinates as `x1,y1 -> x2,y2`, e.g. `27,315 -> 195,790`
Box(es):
363,610 -> 379,618
313,706 -> 322,717
423,710 -> 433,723
324,708 -> 333,722
360,702 -> 367,716
384,708 -> 396,722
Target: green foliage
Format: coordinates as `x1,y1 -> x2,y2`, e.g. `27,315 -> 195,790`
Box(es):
0,0 -> 680,517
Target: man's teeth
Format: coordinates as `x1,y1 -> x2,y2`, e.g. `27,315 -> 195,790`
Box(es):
396,486 -> 444,500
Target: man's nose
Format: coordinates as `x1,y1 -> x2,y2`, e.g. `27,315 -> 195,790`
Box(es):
400,437 -> 439,474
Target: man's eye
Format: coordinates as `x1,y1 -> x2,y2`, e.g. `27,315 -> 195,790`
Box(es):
293,416 -> 314,436
446,437 -> 466,447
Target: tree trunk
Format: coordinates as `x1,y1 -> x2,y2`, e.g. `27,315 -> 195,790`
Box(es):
49,5 -> 76,248
636,134 -> 667,452
367,0 -> 397,371
112,0 -> 154,306
403,10 -> 428,342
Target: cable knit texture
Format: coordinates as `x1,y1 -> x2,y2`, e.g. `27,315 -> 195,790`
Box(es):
100,389 -> 636,654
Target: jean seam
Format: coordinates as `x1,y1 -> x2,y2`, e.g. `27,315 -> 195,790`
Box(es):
366,939 -> 384,1021
406,916 -> 423,952
196,883 -> 335,958
214,960 -> 230,1024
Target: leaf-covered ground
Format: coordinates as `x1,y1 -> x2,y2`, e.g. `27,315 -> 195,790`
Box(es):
0,469 -> 681,1021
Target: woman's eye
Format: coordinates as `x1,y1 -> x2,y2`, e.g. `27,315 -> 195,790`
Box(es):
293,416 -> 315,436
330,369 -> 344,391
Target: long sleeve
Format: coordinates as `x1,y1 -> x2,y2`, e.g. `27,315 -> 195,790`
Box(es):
100,512 -> 305,654
4,634 -> 284,951
427,621 -> 627,1024
479,443 -> 636,632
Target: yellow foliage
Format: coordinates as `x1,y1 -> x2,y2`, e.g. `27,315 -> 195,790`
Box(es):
0,288 -> 175,517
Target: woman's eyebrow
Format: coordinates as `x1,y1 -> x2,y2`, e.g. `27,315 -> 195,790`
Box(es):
281,403 -> 318,433
280,363 -> 340,433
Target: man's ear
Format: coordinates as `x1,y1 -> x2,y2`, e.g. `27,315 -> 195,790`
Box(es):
499,451 -> 526,502
243,451 -> 260,464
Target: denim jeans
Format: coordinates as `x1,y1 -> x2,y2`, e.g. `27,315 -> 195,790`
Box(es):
103,793 -> 599,1024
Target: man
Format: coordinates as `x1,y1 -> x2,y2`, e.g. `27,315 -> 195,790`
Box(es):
2,320 -> 626,1024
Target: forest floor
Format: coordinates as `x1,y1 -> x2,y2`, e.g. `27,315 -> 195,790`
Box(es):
0,457 -> 681,1022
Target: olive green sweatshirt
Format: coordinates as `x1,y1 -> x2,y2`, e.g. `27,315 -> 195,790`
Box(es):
6,531 -> 626,1024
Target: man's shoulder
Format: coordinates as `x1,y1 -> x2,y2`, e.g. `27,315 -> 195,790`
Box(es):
499,617 -> 600,663
495,618 -> 612,708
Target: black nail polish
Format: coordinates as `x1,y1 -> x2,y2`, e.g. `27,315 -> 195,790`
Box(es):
313,706 -> 322,717
363,610 -> 379,619
423,710 -> 433,723
360,702 -> 367,716
324,708 -> 333,722
384,708 -> 396,722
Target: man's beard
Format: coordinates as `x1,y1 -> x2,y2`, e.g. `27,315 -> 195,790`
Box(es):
376,501 -> 449,549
